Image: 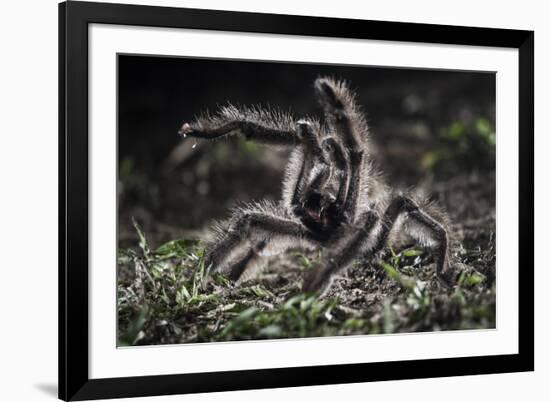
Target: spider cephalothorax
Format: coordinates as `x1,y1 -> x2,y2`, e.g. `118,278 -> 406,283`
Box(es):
180,77 -> 454,294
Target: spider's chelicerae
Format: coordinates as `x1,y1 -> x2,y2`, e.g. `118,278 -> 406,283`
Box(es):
180,77 -> 455,295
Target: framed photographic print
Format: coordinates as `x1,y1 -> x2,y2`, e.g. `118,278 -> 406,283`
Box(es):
59,1 -> 534,400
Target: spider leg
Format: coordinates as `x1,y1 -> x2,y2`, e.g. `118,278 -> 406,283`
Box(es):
289,122 -> 326,206
180,120 -> 296,145
320,136 -> 351,208
314,78 -> 370,223
204,205 -> 313,283
369,196 -> 451,278
314,77 -> 368,152
180,105 -> 320,146
293,124 -> 346,205
303,196 -> 451,294
341,151 -> 365,222
303,210 -> 379,294
225,239 -> 268,282
288,149 -> 308,207
297,120 -> 324,159
404,206 -> 450,277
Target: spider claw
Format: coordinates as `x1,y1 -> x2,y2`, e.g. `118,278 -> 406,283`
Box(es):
178,122 -> 193,137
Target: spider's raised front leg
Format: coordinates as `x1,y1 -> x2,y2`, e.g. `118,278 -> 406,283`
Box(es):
180,104 -> 305,146
314,77 -> 370,221
204,203 -> 313,283
314,77 -> 368,153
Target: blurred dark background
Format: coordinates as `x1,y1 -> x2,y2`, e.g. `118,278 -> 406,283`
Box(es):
118,55 -> 495,247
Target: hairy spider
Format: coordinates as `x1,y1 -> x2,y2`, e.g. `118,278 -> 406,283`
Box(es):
179,77 -> 454,295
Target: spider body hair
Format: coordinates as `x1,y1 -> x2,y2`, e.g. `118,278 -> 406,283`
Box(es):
181,77 -> 456,295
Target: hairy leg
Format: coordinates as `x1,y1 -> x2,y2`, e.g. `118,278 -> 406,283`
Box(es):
303,210 -> 379,294
225,239 -> 268,282
321,137 -> 351,207
370,196 -> 451,279
204,206 -> 312,282
289,121 -> 326,206
303,196 -> 452,294
181,105 -> 321,146
313,77 -> 370,222
405,207 -> 450,276
314,77 -> 369,152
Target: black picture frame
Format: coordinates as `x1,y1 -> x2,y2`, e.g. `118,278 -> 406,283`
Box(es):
59,1 -> 534,400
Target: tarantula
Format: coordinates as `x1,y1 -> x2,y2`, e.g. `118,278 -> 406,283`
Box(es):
179,77 -> 454,295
